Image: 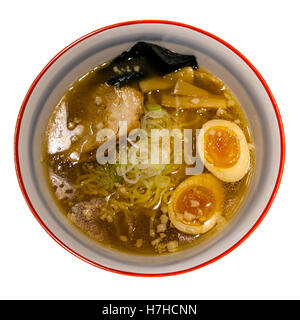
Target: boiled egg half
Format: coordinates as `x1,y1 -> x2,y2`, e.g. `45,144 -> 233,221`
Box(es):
197,119 -> 250,182
168,174 -> 224,235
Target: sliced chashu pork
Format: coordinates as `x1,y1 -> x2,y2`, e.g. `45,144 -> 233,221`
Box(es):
49,170 -> 76,200
47,85 -> 143,162
102,86 -> 143,136
67,198 -> 110,243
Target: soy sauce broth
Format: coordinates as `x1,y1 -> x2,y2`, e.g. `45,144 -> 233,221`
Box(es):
43,56 -> 255,255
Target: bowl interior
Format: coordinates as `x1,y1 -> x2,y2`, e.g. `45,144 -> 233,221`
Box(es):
16,22 -> 282,274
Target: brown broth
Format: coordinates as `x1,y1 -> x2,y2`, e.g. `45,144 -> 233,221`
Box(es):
43,63 -> 255,255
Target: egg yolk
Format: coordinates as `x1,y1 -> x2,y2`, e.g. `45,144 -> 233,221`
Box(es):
175,186 -> 215,224
204,126 -> 240,168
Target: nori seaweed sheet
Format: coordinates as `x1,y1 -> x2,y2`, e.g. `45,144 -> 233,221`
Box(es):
104,42 -> 198,86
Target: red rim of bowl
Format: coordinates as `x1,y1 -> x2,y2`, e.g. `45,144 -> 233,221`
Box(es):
14,20 -> 285,277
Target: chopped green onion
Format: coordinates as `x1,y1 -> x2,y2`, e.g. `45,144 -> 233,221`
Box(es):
133,166 -> 140,174
154,175 -> 171,188
109,164 -> 123,183
146,104 -> 162,111
162,164 -> 172,174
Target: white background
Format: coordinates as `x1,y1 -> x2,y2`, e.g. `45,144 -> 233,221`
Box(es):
1,0 -> 298,300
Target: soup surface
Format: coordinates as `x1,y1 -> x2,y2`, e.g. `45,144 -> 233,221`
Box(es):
44,42 -> 255,255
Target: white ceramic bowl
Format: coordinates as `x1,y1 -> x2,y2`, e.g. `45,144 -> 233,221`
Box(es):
14,20 -> 285,276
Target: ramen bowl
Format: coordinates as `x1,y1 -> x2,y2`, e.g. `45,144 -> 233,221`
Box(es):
14,20 -> 285,276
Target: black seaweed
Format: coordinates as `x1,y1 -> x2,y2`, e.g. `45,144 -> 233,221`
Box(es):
104,42 -> 198,87
107,71 -> 145,86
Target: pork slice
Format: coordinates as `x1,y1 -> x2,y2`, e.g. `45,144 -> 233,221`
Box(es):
77,85 -> 144,162
49,170 -> 75,200
47,85 -> 144,163
102,86 -> 143,135
68,198 -> 110,243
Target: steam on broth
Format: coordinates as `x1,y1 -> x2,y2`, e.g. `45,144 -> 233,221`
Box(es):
44,42 -> 255,255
